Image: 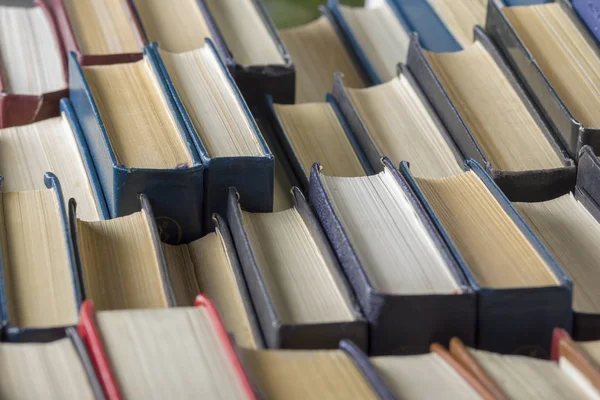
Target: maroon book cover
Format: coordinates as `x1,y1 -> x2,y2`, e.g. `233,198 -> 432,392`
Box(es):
49,0 -> 145,66
0,0 -> 68,128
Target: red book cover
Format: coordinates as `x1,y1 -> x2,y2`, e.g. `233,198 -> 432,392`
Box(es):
49,0 -> 145,66
0,0 -> 68,128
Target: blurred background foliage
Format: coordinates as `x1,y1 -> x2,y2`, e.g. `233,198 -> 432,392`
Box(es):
264,0 -> 363,28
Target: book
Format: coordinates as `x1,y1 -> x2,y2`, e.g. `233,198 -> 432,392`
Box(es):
0,0 -> 67,128
69,48 -> 205,244
328,0 -> 409,82
70,195 -> 174,311
0,175 -> 80,329
77,298 -> 256,400
310,157 -> 475,355
408,28 -> 576,202
449,337 -> 598,398
486,0 -> 600,158
572,0 -> 600,43
0,327 -> 104,400
0,99 -> 107,221
228,187 -> 367,350
239,346 -> 380,399
332,69 -> 463,178
130,0 -> 294,106
279,12 -> 367,103
551,329 -> 600,397
266,95 -> 368,190
162,214 -> 264,349
401,159 -> 572,355
152,41 -> 274,226
50,0 -> 144,65
426,0 -> 486,48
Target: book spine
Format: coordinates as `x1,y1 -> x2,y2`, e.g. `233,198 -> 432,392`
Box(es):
388,0 -> 461,52
194,295 -> 258,400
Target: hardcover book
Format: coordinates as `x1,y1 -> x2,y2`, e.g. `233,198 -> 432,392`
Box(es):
0,174 -> 81,329
0,0 -> 68,128
68,47 -> 205,244
400,159 -> 573,356
228,187 -> 367,350
407,28 -> 576,202
310,157 -> 475,355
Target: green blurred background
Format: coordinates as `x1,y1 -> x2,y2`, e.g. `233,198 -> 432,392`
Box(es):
264,0 -> 363,28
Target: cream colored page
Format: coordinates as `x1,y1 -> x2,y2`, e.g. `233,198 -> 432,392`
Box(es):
1,190 -> 77,327
205,0 -> 284,65
427,0 -> 486,47
471,349 -> 588,399
341,4 -> 409,81
97,308 -> 249,399
372,353 -> 481,399
281,16 -> 365,103
83,59 -> 191,168
0,116 -> 100,221
426,42 -> 562,171
63,0 -> 140,54
240,349 -> 379,400
77,211 -> 168,310
188,231 -> 259,349
579,341 -> 600,366
0,7 -> 65,94
274,103 -> 365,177
242,208 -> 355,324
162,243 -> 200,306
133,0 -> 212,53
417,171 -> 557,288
515,194 -> 600,313
323,169 -> 459,294
159,47 -> 263,157
505,4 -> 600,128
0,339 -> 95,400
348,76 -> 462,178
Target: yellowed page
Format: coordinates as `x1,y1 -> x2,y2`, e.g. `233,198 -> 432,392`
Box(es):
242,208 -> 356,324
426,42 -> 563,171
159,47 -> 263,157
83,58 -> 192,168
347,76 -> 462,178
0,339 -> 95,399
0,190 -> 77,327
77,210 -> 168,310
132,0 -> 212,53
0,116 -> 100,221
240,348 -> 379,400
505,4 -> 600,128
417,171 -> 558,288
515,194 -> 600,313
63,0 -> 140,54
281,16 -> 365,103
340,4 -> 409,81
0,6 -> 65,94
97,308 -> 250,399
274,102 -> 365,177
427,0 -> 486,47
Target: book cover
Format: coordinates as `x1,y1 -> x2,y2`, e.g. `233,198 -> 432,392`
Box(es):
310,157 -> 476,356
49,0 -> 145,66
407,27 -> 576,202
150,40 -> 274,229
68,48 -> 205,244
0,173 -> 82,328
227,186 -> 368,350
486,0 -> 600,159
551,328 -> 600,392
572,0 -> 600,44
401,159 -> 573,357
0,0 -> 68,129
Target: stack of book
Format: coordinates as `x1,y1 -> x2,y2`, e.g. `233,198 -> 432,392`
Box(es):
3,0 -> 600,397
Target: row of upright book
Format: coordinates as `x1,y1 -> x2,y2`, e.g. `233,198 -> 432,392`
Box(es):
5,0 -> 600,398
